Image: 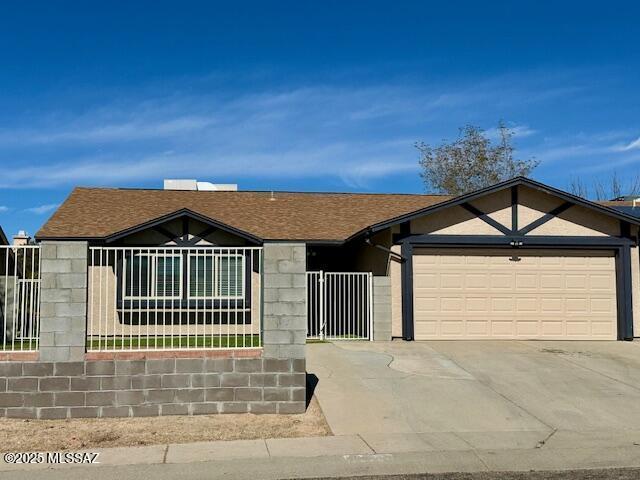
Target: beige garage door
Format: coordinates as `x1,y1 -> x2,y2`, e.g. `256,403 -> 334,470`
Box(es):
413,249 -> 617,340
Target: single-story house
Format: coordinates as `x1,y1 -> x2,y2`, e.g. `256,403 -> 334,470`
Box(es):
1,176 -> 638,421
37,176 -> 639,342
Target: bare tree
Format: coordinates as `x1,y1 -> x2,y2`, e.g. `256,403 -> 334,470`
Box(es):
569,172 -> 640,200
568,176 -> 589,199
417,122 -> 539,195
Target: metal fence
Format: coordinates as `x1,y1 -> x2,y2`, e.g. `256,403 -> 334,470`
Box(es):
0,245 -> 41,351
306,271 -> 372,341
88,246 -> 262,351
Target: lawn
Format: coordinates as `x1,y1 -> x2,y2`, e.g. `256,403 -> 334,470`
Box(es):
86,334 -> 261,350
0,339 -> 38,351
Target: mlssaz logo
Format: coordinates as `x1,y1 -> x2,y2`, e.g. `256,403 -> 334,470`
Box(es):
46,452 -> 100,464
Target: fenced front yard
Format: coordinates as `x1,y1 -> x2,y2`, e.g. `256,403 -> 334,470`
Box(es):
88,246 -> 263,352
0,245 -> 40,351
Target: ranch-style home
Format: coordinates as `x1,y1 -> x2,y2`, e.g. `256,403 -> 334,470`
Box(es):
1,176 -> 639,420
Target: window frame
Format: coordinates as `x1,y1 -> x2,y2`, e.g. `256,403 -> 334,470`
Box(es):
187,252 -> 245,300
122,252 -> 183,300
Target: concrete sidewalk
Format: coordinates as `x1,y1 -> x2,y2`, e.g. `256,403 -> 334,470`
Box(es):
3,429 -> 640,479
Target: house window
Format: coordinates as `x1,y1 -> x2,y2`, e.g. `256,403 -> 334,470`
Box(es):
188,253 -> 244,299
123,253 -> 182,299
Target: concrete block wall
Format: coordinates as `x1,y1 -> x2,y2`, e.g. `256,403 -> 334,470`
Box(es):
262,243 -> 306,361
39,241 -> 88,362
0,356 -> 306,418
373,276 -> 392,341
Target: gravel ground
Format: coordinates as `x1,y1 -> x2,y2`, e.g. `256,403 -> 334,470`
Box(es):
0,396 -> 331,451
306,469 -> 640,480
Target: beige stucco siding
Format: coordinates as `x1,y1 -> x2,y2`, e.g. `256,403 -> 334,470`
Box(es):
519,188 -> 620,237
390,244 -> 402,337
412,206 -> 503,235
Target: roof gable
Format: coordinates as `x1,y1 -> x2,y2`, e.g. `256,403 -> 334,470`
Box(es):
366,177 -> 640,236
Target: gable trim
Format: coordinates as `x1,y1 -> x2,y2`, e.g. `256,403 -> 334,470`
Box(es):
362,177 -> 640,239
102,209 -> 263,244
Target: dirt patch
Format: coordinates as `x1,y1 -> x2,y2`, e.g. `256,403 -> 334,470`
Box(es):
0,396 -> 331,452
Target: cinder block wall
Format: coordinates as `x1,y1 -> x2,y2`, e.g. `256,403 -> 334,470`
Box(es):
0,241 -> 308,418
39,241 -> 88,362
0,356 -> 305,418
262,243 -> 306,360
373,276 -> 392,341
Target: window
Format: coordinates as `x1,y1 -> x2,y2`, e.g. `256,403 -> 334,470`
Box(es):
123,253 -> 182,299
217,255 -> 244,297
188,253 -> 244,299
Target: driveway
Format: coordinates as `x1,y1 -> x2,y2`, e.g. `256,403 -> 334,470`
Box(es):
306,340 -> 640,451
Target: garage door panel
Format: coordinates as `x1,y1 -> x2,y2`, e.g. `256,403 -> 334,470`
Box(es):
515,297 -> 538,312
491,297 -> 514,312
540,274 -> 563,289
491,321 -> 515,336
540,297 -> 564,313
490,274 -> 512,289
516,321 -> 538,336
466,273 -> 489,288
566,275 -> 587,289
466,297 -> 489,312
591,274 -> 615,291
441,274 -> 464,288
413,249 -> 617,340
466,321 -> 490,335
515,273 -> 537,289
591,297 -> 615,313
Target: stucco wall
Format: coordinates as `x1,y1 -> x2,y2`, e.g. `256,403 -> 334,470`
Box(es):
390,245 -> 402,338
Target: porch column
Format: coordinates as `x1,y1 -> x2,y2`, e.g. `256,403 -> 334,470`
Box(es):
262,243 -> 306,360
39,241 -> 88,362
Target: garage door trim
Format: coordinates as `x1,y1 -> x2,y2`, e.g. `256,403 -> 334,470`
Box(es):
400,235 -> 634,341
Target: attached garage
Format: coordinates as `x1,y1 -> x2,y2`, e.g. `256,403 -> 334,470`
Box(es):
413,248 -> 617,340
375,178 -> 640,342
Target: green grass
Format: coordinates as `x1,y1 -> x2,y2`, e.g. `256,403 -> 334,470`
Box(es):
0,339 -> 38,351
86,335 -> 261,350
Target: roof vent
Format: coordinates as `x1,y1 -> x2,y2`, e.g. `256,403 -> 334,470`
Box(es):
196,182 -> 238,191
163,179 -> 238,191
164,179 -> 198,190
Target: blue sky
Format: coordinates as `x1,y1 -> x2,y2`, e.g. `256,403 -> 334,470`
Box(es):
0,1 -> 639,238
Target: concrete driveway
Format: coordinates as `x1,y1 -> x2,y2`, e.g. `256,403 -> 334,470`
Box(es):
307,340 -> 640,451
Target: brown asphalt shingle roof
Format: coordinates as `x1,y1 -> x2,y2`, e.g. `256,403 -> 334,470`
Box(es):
37,188 -> 450,242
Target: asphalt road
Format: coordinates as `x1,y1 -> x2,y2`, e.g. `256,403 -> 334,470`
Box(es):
309,469 -> 640,480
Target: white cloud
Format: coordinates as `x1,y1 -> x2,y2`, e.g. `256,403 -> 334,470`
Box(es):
612,136 -> 640,152
0,72 -> 611,189
25,204 -> 59,214
0,206 -> 8,212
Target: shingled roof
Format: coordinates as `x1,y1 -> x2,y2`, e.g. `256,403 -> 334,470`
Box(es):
36,188 -> 450,242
